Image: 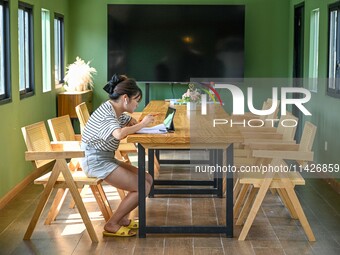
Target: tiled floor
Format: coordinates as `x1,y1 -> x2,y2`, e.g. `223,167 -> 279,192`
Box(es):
0,151 -> 339,255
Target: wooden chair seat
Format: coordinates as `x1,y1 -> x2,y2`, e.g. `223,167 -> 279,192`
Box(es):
34,170 -> 102,187
237,171 -> 305,188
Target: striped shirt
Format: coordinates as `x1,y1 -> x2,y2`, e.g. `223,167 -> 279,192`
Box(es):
81,101 -> 131,151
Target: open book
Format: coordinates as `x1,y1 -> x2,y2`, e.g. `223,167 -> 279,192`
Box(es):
136,123 -> 168,134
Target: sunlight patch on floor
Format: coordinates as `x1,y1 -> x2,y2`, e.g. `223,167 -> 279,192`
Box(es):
61,224 -> 86,236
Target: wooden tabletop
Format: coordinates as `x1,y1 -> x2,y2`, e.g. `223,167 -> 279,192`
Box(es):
126,100 -> 243,149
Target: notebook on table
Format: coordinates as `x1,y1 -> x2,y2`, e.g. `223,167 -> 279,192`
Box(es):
136,107 -> 176,134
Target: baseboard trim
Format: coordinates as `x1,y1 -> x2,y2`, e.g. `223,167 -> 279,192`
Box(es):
0,162 -> 54,210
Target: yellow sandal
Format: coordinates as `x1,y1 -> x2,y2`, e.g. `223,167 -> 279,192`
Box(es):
103,226 -> 136,237
126,219 -> 139,229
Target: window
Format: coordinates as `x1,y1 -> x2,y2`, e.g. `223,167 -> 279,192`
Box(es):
327,3 -> 340,97
54,13 -> 64,86
41,9 -> 51,92
0,0 -> 11,103
308,9 -> 319,92
18,2 -> 34,98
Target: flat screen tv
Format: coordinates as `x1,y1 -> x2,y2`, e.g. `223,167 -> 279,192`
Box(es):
108,4 -> 245,82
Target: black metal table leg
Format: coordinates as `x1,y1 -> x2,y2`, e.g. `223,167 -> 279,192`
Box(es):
137,143 -> 234,238
148,149 -> 155,197
217,149 -> 223,198
226,143 -> 234,237
138,144 -> 146,238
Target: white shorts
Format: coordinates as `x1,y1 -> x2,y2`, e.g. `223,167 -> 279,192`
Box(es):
80,143 -> 119,180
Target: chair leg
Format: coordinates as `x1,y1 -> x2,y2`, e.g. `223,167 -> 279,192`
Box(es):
24,163 -> 61,240
223,177 -> 227,195
238,177 -> 273,241
69,186 -> 88,209
117,189 -> 126,200
236,186 -> 257,225
234,184 -> 249,218
90,185 -> 112,222
154,154 -> 160,178
68,158 -> 81,171
279,177 -> 315,242
97,184 -> 113,218
121,152 -> 132,164
44,188 -> 69,225
59,160 -> 98,242
233,178 -> 241,202
277,188 -> 298,219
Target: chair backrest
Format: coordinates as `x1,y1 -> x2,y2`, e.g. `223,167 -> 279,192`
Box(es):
47,115 -> 76,141
297,121 -> 317,166
75,102 -> 90,134
21,122 -> 54,168
299,121 -> 317,152
276,113 -> 298,141
260,98 -> 280,124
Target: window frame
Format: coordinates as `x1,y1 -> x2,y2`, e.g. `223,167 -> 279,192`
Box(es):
327,2 -> 340,98
0,0 -> 11,104
41,8 -> 51,93
308,8 -> 319,93
54,13 -> 64,86
18,1 -> 34,99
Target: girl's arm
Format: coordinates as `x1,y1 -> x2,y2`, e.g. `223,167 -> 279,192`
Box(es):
112,114 -> 154,140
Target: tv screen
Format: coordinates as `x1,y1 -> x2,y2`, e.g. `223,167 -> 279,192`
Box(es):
108,4 -> 245,82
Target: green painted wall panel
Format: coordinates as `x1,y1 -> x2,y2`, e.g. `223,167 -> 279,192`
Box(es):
67,0 -> 290,110
0,0 -> 69,198
288,0 -> 340,169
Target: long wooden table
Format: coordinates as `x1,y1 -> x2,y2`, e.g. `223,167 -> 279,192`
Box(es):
127,100 -> 243,237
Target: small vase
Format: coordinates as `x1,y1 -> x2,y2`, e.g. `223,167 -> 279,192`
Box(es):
187,102 -> 197,111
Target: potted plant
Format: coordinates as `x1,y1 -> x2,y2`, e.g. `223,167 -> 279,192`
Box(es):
63,57 -> 97,92
182,83 -> 201,110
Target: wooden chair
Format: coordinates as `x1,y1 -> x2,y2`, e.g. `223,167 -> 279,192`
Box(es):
235,121 -> 317,241
235,113 -> 298,159
48,114 -> 82,171
233,113 -> 300,206
21,121 -> 113,242
75,102 -> 90,134
47,114 -> 94,213
229,113 -> 298,196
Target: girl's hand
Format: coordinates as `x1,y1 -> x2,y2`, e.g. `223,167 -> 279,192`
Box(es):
140,114 -> 155,127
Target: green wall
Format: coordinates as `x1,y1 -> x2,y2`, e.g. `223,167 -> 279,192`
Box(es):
67,0 -> 290,109
0,0 -> 69,199
288,0 -> 340,168
1,0 -> 339,200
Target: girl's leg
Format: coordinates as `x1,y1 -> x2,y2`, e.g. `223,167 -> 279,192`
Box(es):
103,165 -> 152,233
117,160 -> 153,187
115,161 -> 153,226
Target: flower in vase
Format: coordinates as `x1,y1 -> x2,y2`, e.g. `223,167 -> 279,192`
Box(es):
64,57 -> 97,92
182,83 -> 201,103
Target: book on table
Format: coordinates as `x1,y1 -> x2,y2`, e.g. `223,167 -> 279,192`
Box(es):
136,107 -> 176,134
